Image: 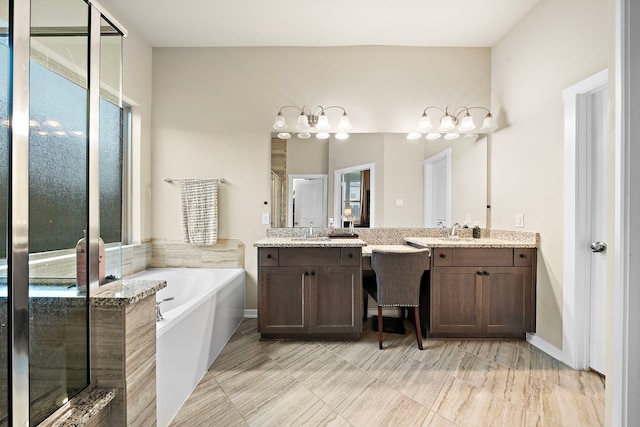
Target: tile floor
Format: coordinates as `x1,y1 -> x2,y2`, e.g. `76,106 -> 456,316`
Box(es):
170,318 -> 605,426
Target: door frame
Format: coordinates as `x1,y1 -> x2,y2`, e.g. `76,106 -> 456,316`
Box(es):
423,148 -> 451,228
287,174 -> 327,227
613,1 -> 640,424
562,69 -> 608,370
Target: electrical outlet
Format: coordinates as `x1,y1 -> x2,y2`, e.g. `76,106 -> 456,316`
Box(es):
395,199 -> 404,207
261,213 -> 270,225
515,213 -> 524,228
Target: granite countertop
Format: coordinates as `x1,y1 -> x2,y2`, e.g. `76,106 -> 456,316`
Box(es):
405,236 -> 538,248
254,237 -> 367,248
362,245 -> 431,257
90,278 -> 166,307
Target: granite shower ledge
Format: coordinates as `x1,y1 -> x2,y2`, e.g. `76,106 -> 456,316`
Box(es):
253,237 -> 367,248
90,278 -> 166,307
41,387 -> 116,426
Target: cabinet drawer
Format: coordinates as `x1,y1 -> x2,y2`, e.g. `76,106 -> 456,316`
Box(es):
433,248 -> 453,266
341,248 -> 361,266
514,248 -> 534,266
259,248 -> 279,266
451,248 -> 513,266
279,247 -> 341,266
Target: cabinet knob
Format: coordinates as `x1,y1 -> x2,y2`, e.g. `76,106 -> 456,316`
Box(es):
266,254 -> 272,259
348,253 -> 353,258
311,271 -> 316,276
519,254 -> 527,258
483,271 -> 490,276
304,271 -> 309,276
477,271 -> 483,276
440,253 -> 447,258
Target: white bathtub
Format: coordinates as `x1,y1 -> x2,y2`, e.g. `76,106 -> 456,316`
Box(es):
127,267 -> 245,427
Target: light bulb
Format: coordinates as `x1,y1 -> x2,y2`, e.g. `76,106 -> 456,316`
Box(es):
417,114 -> 433,131
315,114 -> 331,131
426,133 -> 442,140
272,113 -> 287,130
444,132 -> 460,140
407,132 -> 422,140
337,113 -> 352,131
316,132 -> 330,139
277,132 -> 291,139
335,132 -> 349,140
458,114 -> 476,132
297,132 -> 311,139
438,115 -> 455,132
480,114 -> 497,132
296,113 -> 310,131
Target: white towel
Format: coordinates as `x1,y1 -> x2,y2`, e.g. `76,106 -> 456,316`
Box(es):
179,178 -> 218,245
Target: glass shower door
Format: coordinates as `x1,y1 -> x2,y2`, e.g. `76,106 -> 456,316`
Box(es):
29,0 -> 89,424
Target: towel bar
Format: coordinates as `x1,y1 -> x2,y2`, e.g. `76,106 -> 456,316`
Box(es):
164,178 -> 226,183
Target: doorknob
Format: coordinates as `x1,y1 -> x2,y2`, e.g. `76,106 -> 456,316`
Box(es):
590,241 -> 607,253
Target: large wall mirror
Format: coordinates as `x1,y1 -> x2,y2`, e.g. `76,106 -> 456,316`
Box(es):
270,132 -> 488,229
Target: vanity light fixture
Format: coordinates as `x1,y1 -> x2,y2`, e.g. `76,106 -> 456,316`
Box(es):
273,105 -> 352,140
410,106 -> 497,141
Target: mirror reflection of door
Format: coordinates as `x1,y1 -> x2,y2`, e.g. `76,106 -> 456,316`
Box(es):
424,148 -> 451,227
288,175 -> 327,227
334,163 -> 374,228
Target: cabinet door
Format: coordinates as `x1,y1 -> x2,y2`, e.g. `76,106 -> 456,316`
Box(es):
259,267 -> 309,334
482,267 -> 532,334
431,267 -> 483,334
311,266 -> 362,334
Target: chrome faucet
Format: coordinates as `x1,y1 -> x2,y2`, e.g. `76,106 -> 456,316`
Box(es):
156,297 -> 174,321
449,222 -> 461,238
309,221 -> 314,237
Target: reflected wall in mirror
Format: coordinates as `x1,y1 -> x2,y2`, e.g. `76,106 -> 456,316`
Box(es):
271,132 -> 487,228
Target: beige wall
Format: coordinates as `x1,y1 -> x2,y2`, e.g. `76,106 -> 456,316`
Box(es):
104,1 -> 154,243
150,47 -> 490,309
490,0 -> 608,348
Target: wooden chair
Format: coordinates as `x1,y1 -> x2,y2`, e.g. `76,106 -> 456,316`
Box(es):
367,248 -> 430,350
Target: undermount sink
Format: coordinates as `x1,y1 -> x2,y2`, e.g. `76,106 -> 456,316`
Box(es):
289,236 -> 331,242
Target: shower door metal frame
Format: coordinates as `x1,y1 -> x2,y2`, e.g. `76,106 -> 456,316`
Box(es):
8,0 -> 126,424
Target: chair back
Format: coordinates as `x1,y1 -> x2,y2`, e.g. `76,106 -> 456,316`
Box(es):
371,248 -> 430,307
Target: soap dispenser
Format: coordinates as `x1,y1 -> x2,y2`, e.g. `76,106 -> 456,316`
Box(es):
472,222 -> 481,239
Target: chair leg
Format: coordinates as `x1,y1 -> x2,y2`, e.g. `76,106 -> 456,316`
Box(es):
413,308 -> 423,350
363,291 -> 368,321
378,306 -> 383,350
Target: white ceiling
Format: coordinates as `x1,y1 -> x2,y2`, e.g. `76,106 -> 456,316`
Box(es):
102,0 -> 541,48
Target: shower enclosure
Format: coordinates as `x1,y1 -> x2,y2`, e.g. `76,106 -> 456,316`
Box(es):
1,0 -> 125,425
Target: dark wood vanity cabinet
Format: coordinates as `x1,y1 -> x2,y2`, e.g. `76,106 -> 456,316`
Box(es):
430,247 -> 536,338
258,247 -> 362,339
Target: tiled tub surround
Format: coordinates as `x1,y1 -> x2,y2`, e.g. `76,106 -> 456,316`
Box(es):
90,278 -> 166,426
150,239 -> 244,269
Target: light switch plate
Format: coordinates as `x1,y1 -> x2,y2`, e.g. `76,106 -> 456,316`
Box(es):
515,213 -> 524,228
395,199 -> 404,207
261,213 -> 270,225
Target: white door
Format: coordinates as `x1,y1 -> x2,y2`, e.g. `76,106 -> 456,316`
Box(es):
289,176 -> 327,228
424,149 -> 451,228
588,87 -> 608,375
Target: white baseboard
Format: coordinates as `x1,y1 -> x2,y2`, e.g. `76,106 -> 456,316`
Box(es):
244,309 -> 257,318
526,332 -> 564,362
